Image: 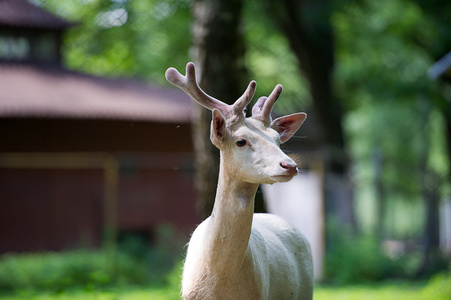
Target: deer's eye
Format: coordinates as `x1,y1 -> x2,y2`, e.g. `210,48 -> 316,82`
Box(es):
235,139 -> 247,147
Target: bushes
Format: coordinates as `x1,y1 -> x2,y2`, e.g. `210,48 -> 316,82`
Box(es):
324,223 -> 450,286
0,250 -> 114,293
325,233 -> 400,284
116,225 -> 183,286
324,219 -> 410,284
0,225 -> 184,294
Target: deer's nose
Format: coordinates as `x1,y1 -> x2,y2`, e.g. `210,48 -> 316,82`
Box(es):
280,162 -> 298,176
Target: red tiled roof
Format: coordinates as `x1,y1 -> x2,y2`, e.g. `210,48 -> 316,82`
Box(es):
0,0 -> 74,30
0,64 -> 192,123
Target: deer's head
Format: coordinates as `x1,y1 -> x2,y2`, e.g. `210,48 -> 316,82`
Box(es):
166,62 -> 306,184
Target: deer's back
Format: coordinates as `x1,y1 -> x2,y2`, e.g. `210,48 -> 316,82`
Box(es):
248,213 -> 313,300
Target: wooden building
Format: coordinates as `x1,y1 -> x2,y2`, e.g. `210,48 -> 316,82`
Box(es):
0,0 -> 199,253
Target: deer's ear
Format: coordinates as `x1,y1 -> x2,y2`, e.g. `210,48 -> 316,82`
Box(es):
210,109 -> 228,146
271,113 -> 307,143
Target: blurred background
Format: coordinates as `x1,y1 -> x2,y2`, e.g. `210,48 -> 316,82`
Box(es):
0,0 -> 450,299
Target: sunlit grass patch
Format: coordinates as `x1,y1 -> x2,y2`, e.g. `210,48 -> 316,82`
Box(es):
0,286 -> 182,300
315,282 -> 426,300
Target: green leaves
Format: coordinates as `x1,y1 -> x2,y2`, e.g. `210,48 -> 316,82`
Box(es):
37,0 -> 191,81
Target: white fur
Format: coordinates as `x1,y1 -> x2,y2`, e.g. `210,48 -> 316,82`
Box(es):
183,214 -> 313,300
165,62 -> 313,299
181,116 -> 313,300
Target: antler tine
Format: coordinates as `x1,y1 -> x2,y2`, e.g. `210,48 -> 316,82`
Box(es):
232,80 -> 257,116
252,84 -> 283,124
262,84 -> 283,118
165,62 -> 230,115
251,96 -> 267,117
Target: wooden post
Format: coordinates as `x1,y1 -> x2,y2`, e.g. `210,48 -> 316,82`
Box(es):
103,155 -> 119,275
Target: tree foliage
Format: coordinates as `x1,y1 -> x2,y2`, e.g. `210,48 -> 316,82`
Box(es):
332,0 -> 449,236
35,0 -> 450,263
33,0 -> 191,83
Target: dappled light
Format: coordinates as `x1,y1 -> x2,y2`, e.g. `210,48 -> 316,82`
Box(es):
1,0 -> 451,299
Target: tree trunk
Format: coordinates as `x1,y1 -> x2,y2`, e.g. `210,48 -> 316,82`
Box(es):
191,0 -> 248,218
373,147 -> 386,240
413,0 -> 451,273
415,101 -> 442,277
416,170 -> 441,277
263,0 -> 356,230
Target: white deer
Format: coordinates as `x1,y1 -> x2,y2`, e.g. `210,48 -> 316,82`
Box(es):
165,62 -> 313,300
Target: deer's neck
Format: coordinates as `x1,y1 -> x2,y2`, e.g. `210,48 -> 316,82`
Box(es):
203,152 -> 259,278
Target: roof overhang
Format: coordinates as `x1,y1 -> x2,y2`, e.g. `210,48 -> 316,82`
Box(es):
0,64 -> 193,123
0,0 -> 76,30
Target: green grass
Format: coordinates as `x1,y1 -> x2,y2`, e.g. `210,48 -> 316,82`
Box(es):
315,272 -> 451,300
1,243 -> 449,300
0,287 -> 182,300
1,259 -> 450,300
315,282 -> 425,300
2,275 -> 451,300
0,282 -> 441,300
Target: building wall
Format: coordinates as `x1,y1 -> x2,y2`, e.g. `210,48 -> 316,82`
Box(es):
0,168 -> 104,252
0,118 -> 199,253
0,118 -> 193,153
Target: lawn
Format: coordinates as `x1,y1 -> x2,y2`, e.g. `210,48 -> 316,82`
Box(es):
315,282 -> 426,300
1,248 -> 449,300
0,286 -> 181,300
0,281 -> 442,300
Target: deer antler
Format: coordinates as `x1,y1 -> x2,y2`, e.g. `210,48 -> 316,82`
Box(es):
251,84 -> 283,125
165,62 -> 256,122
